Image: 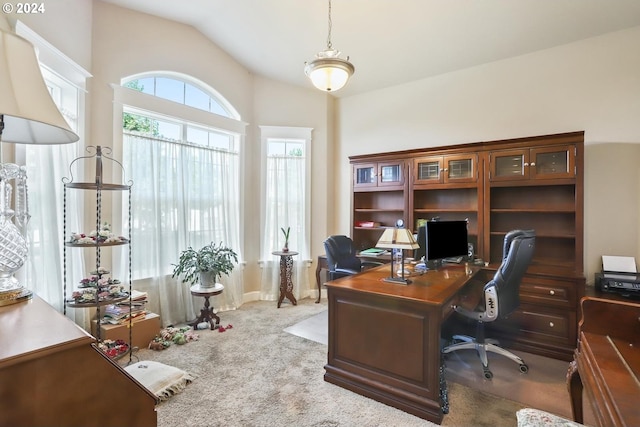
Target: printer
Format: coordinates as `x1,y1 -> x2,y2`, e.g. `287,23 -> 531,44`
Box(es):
595,255 -> 640,298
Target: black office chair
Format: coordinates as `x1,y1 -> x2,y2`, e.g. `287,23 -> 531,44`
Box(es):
442,229 -> 536,379
323,235 -> 383,281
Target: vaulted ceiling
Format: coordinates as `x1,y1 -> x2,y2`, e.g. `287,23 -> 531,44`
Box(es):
99,0 -> 640,97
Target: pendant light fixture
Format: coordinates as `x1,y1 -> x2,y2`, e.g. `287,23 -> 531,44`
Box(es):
304,0 -> 354,92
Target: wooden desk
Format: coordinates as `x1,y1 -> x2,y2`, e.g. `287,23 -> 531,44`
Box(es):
324,263 -> 481,424
566,296 -> 640,426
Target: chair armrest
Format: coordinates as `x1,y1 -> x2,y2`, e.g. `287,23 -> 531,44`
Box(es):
454,287 -> 498,322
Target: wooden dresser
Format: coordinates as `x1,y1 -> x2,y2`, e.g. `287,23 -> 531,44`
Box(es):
0,296 -> 157,427
567,295 -> 640,426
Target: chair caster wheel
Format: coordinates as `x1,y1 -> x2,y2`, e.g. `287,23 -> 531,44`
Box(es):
519,364 -> 529,373
483,369 -> 493,379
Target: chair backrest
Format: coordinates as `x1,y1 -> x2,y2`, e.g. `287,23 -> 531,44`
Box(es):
323,235 -> 362,272
487,229 -> 536,319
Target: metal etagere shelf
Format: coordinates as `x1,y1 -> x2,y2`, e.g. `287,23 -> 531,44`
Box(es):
62,145 -> 134,362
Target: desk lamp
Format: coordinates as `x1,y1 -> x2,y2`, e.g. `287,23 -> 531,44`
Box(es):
0,22 -> 79,306
375,227 -> 419,284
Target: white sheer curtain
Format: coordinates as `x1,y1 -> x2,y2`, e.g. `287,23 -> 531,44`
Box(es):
260,155 -> 310,300
21,144 -> 87,324
123,132 -> 243,327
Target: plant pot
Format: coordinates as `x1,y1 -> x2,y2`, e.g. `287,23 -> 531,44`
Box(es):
199,271 -> 218,289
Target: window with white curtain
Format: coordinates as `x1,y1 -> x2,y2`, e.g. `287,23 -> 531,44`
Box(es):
259,126 -> 312,301
15,22 -> 89,315
118,74 -> 245,326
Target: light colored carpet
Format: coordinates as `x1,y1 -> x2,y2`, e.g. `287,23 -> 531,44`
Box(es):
124,298 -> 526,427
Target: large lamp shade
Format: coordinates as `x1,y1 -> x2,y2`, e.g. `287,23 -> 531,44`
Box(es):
0,28 -> 78,144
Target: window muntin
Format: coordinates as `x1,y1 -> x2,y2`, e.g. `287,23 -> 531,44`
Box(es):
123,75 -> 233,118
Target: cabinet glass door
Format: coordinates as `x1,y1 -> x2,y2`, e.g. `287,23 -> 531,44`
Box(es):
377,162 -> 404,187
490,149 -> 528,181
354,164 -> 377,187
531,146 -> 575,179
444,154 -> 476,183
413,157 -> 443,184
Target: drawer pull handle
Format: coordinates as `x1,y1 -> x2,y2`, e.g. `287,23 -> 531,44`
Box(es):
549,322 -> 555,328
549,290 -> 555,296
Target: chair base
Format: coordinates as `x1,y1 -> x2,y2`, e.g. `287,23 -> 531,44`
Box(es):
442,334 -> 529,379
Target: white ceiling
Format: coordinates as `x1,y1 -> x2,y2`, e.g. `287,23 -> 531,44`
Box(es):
99,0 -> 640,97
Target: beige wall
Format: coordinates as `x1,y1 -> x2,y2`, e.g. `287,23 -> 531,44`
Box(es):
335,26 -> 640,285
9,1 -> 640,295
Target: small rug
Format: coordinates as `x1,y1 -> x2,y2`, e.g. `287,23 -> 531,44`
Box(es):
283,309 -> 327,345
125,360 -> 195,401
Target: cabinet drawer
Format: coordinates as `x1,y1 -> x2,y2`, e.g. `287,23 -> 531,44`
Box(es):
489,305 -> 575,345
519,276 -> 576,308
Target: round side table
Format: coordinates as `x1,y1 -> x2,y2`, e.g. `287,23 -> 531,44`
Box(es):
189,282 -> 224,330
272,250 -> 298,308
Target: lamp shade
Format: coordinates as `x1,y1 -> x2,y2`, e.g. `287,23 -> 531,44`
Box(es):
304,55 -> 354,92
375,228 -> 420,250
0,28 -> 78,144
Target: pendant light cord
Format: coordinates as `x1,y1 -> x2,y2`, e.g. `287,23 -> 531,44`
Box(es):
327,0 -> 333,50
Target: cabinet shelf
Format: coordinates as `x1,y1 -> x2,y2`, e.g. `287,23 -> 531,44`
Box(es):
355,208 -> 404,213
414,208 -> 477,213
491,209 -> 574,213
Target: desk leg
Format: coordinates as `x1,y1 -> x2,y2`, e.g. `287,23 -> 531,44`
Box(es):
566,358 -> 584,423
278,255 -> 297,308
440,359 -> 449,414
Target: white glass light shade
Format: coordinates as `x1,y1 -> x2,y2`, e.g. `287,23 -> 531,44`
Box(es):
376,228 -> 419,250
0,28 -> 78,144
305,55 -> 354,92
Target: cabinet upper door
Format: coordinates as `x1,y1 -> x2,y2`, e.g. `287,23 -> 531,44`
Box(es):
490,146 -> 576,181
377,161 -> 404,187
413,156 -> 444,184
413,154 -> 477,185
353,161 -> 405,188
530,145 -> 575,180
490,149 -> 530,181
443,154 -> 477,183
353,163 -> 378,188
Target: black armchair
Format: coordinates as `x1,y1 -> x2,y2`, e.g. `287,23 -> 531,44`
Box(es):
442,229 -> 536,379
323,235 -> 383,281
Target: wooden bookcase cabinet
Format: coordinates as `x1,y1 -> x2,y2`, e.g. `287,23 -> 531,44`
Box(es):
349,131 -> 585,360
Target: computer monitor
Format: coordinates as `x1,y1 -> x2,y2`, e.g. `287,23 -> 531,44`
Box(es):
415,220 -> 468,262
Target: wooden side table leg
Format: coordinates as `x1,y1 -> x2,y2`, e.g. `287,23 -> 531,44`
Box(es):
315,260 -> 322,303
278,255 -> 297,307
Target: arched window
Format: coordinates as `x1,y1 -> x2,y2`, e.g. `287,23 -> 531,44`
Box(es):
122,72 -> 239,119
115,73 -> 246,325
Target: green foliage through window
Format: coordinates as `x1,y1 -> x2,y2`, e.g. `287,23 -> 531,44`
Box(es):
123,112 -> 159,136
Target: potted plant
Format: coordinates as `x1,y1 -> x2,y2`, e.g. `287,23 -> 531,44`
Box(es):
281,226 -> 290,252
172,242 -> 239,289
